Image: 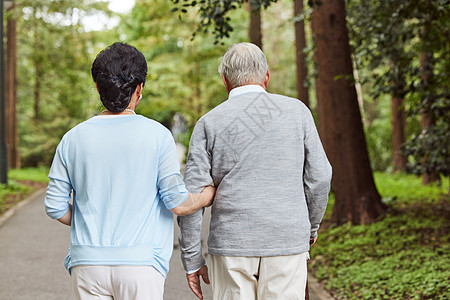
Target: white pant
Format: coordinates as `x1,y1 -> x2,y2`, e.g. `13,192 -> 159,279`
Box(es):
71,265 -> 165,300
210,253 -> 308,300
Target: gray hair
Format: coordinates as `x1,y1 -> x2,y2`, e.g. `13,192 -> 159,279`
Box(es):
218,42 -> 269,88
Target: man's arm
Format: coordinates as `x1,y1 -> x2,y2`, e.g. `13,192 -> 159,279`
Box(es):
178,119 -> 214,299
303,108 -> 332,239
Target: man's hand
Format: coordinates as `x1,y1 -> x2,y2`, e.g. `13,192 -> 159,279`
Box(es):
186,265 -> 210,300
310,235 -> 318,246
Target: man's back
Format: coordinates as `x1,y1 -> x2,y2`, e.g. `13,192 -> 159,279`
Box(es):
180,42 -> 331,300
184,91 -> 332,257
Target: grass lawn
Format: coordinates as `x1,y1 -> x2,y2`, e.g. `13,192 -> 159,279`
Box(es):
310,172 -> 449,299
0,168 -> 49,216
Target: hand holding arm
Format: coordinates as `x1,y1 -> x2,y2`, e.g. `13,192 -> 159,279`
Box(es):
170,185 -> 215,216
178,118 -> 212,285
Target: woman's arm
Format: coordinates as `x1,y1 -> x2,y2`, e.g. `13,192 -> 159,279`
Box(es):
170,185 -> 215,216
45,141 -> 74,225
57,203 -> 72,226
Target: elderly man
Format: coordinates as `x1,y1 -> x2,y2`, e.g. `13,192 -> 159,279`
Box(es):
178,42 -> 332,300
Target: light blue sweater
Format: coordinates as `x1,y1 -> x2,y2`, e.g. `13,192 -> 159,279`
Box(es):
45,115 -> 188,277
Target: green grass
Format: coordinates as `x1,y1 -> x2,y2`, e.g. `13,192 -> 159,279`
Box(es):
0,181 -> 31,215
0,168 -> 49,216
310,173 -> 450,299
374,172 -> 449,205
8,167 -> 49,183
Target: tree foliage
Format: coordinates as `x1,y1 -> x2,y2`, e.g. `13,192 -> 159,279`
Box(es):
14,0 -> 115,166
347,0 -> 450,178
171,0 -> 277,42
9,0 -> 449,180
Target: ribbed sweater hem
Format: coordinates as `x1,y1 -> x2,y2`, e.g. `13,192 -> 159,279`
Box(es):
66,244 -> 169,278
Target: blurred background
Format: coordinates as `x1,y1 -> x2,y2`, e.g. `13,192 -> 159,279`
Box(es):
0,0 -> 448,299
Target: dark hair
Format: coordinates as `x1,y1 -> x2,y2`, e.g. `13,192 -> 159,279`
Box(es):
91,42 -> 148,113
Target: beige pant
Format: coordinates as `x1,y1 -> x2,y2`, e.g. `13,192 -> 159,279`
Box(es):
210,252 -> 308,300
71,265 -> 164,300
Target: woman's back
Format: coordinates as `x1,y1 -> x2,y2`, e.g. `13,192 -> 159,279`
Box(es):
47,114 -> 187,276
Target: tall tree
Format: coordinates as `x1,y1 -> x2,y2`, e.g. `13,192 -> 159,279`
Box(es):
417,0 -> 441,184
311,0 -> 385,224
5,2 -> 19,168
400,0 -> 450,184
347,0 -> 413,172
32,27 -> 42,121
390,62 -> 407,171
293,0 -> 309,106
248,0 -> 262,49
348,0 -> 450,181
418,52 -> 440,184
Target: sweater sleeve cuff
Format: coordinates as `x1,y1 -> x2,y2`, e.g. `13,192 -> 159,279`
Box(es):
186,261 -> 207,274
182,254 -> 206,273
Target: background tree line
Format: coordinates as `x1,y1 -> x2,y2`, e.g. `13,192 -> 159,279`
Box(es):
2,0 -> 449,226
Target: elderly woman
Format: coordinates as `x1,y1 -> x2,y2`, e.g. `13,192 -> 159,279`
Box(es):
45,42 -> 214,300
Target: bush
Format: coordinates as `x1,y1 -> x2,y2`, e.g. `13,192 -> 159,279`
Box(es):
0,181 -> 30,216
0,168 -> 49,216
310,172 -> 450,299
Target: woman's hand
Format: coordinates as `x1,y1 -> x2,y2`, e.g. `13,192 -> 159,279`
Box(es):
57,203 -> 73,226
170,185 -> 216,216
200,185 -> 216,207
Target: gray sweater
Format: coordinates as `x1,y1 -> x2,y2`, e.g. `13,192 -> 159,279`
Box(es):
178,91 -> 332,272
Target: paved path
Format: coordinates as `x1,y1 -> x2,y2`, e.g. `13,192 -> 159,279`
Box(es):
0,190 -> 333,300
0,189 -> 71,300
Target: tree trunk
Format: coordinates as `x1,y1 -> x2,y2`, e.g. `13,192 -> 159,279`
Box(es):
311,0 -> 385,225
33,27 -> 41,121
248,0 -> 262,49
34,60 -> 41,121
391,95 -> 407,171
294,0 -> 309,107
420,51 -> 440,184
6,5 -> 19,168
389,60 -> 407,172
195,60 -> 202,119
